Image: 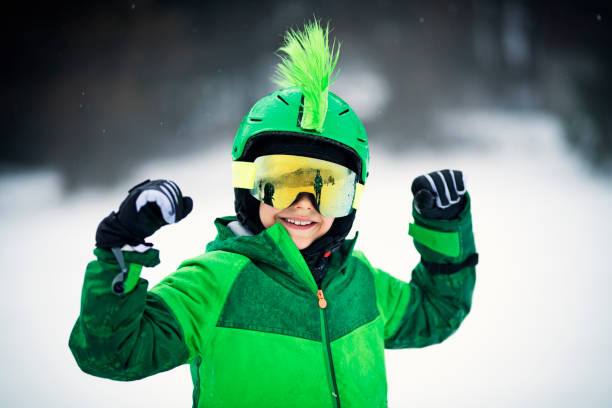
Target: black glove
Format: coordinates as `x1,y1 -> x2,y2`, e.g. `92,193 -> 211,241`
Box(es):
411,169 -> 466,220
96,179 -> 193,248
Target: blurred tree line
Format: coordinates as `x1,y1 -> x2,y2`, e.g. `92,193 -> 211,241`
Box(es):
2,0 -> 611,186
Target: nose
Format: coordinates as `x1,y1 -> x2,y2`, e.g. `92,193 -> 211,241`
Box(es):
292,193 -> 315,210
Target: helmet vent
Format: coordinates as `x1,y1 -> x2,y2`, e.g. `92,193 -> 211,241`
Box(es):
357,138 -> 366,143
297,95 -> 305,128
339,109 -> 349,116
249,118 -> 263,123
277,95 -> 289,105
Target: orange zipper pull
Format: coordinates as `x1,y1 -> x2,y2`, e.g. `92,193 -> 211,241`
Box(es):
317,289 -> 327,309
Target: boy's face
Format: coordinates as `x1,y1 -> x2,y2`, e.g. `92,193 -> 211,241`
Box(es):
259,193 -> 334,250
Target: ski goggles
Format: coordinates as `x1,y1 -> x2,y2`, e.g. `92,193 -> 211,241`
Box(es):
232,154 -> 365,217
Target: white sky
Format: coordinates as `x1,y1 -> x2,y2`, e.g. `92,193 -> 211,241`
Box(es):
0,109 -> 611,407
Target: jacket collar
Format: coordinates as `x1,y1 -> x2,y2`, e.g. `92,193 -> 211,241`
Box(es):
206,216 -> 358,292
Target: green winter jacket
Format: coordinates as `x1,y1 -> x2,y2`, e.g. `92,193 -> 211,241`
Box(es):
69,197 -> 476,408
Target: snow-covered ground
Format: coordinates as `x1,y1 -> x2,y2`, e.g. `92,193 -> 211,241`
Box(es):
0,109 -> 611,407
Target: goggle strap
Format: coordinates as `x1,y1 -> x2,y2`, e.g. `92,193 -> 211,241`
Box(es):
352,183 -> 365,210
232,161 -> 257,189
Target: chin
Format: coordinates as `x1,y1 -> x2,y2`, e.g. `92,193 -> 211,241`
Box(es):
292,238 -> 312,250
294,242 -> 310,250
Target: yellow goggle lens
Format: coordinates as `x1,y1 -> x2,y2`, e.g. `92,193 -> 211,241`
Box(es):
239,155 -> 361,217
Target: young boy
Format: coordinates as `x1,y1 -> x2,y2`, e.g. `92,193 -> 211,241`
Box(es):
69,21 -> 477,408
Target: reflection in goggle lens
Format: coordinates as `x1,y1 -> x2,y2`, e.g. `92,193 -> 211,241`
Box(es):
249,155 -> 358,217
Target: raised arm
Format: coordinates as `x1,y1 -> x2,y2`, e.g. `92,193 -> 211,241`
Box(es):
369,170 -> 477,348
69,180 -> 193,380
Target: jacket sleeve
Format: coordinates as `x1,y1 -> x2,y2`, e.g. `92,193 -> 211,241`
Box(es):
368,194 -> 477,349
68,248 -> 190,381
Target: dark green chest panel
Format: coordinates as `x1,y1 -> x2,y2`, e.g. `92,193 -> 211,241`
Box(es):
216,257 -> 380,343
323,258 -> 379,341
216,262 -> 322,341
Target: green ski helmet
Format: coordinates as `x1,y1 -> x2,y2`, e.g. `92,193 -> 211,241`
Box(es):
231,20 -> 370,266
232,86 -> 369,184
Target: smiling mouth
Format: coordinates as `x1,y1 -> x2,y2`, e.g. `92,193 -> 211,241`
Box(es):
280,217 -> 316,230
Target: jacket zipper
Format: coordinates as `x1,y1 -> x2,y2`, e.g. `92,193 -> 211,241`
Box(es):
318,288 -> 341,408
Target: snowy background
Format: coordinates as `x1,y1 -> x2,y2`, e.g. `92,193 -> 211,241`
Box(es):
1,107 -> 611,407
3,1 -> 612,407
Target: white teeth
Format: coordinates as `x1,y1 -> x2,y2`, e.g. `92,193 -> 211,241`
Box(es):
285,218 -> 313,226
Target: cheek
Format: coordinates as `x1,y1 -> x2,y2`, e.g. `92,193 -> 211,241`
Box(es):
259,202 -> 279,228
320,217 -> 335,235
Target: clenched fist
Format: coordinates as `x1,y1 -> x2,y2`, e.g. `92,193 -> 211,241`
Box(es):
411,170 -> 467,220
96,179 -> 193,248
